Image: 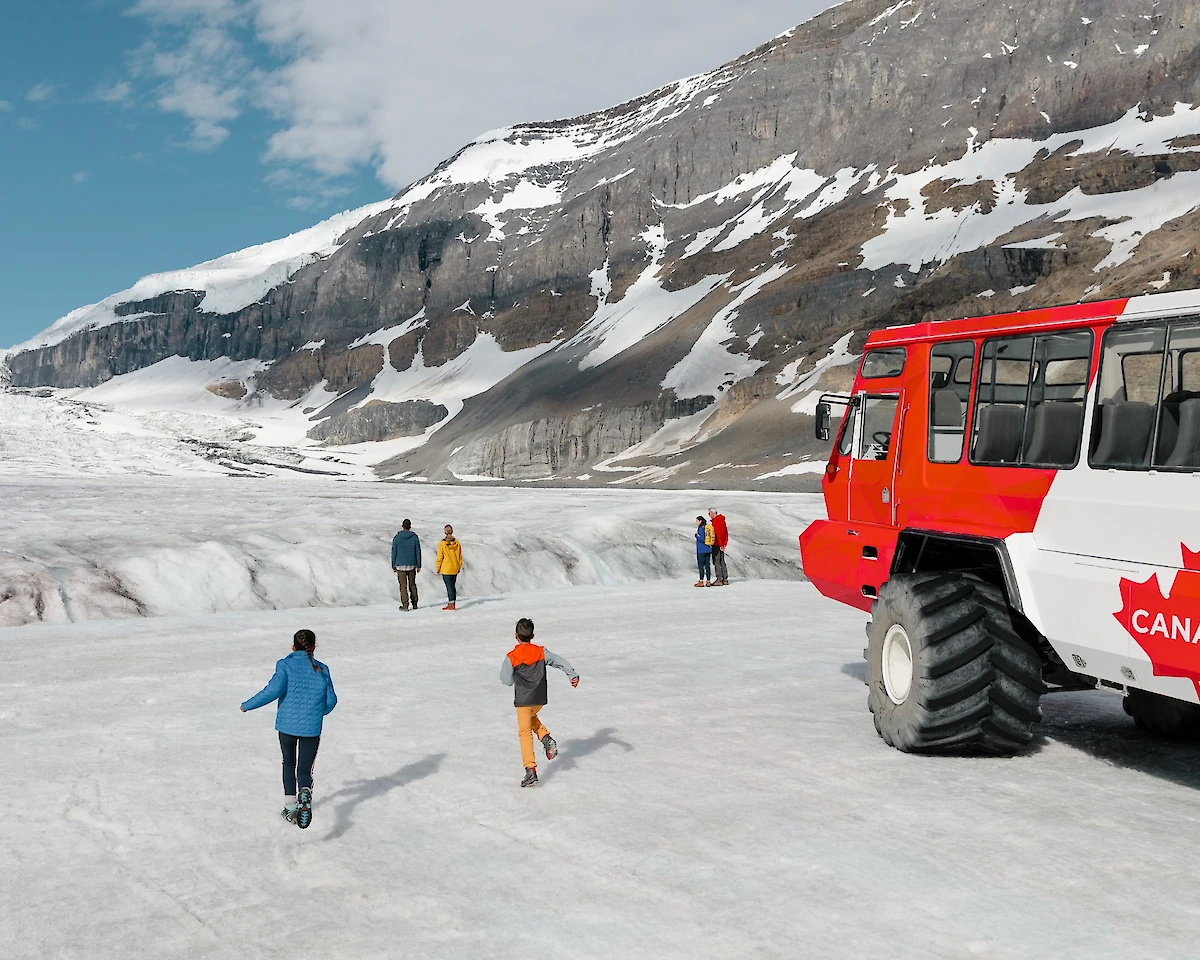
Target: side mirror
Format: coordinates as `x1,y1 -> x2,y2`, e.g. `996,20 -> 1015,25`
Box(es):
815,402 -> 831,442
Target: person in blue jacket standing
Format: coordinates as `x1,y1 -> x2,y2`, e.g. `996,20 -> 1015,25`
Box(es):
391,519 -> 422,611
694,515 -> 714,587
241,628 -> 337,829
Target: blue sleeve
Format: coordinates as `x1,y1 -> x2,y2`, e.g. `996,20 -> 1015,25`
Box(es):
415,538 -> 422,568
390,534 -> 400,568
242,662 -> 287,711
324,670 -> 338,715
500,657 -> 514,686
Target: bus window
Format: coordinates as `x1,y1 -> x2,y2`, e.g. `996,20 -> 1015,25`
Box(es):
928,340 -> 975,463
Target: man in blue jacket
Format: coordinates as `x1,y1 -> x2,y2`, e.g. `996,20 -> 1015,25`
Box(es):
391,519 -> 422,611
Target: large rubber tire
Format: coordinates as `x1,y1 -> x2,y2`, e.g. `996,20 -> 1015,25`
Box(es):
866,572 -> 1046,755
1123,688 -> 1200,737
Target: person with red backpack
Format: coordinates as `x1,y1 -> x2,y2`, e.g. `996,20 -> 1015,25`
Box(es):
708,508 -> 730,586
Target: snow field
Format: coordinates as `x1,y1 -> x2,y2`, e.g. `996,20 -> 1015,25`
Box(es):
0,479 -> 821,627
4,580 -> 1200,959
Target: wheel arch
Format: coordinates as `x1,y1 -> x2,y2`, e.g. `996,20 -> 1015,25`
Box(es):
890,529 -> 1023,615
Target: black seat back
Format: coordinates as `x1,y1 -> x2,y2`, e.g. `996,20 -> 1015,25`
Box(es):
973,404 -> 1025,463
1092,401 -> 1155,467
1024,402 -> 1084,466
1165,398 -> 1200,468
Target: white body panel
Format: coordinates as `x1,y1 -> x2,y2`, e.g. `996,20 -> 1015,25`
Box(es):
1014,295 -> 1200,701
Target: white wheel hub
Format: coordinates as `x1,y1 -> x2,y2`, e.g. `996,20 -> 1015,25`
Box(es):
881,624 -> 914,705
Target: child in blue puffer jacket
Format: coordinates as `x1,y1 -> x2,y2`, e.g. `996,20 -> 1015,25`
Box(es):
241,628 -> 338,829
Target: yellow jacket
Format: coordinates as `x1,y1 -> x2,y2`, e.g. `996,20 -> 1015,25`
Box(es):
436,537 -> 463,575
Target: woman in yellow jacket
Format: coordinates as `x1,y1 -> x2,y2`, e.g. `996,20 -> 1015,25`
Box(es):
435,524 -> 464,610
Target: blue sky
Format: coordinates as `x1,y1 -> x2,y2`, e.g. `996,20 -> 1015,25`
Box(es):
1,0 -> 832,349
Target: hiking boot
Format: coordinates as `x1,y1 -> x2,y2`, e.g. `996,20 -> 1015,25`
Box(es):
281,806 -> 298,825
541,734 -> 558,760
442,602 -> 456,611
296,786 -> 313,829
520,767 -> 539,788
694,580 -> 705,588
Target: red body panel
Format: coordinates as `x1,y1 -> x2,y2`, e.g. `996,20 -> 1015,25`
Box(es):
800,520 -> 898,613
800,299 -> 1129,598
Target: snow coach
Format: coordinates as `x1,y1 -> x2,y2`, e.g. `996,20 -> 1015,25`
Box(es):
800,290 -> 1200,754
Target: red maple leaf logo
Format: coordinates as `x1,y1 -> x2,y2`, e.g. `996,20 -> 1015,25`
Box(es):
1114,545 -> 1200,696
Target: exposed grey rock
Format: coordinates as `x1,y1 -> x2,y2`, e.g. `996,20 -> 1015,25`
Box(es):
206,379 -> 247,400
448,396 -> 714,479
307,399 -> 448,445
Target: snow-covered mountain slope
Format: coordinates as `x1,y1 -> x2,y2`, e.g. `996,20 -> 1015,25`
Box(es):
7,0 -> 1200,486
8,201 -> 398,354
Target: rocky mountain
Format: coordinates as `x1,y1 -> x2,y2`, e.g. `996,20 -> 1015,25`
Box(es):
8,0 -> 1200,488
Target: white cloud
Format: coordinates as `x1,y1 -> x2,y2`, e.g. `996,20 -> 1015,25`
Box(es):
72,171 -> 90,184
131,4 -> 253,149
94,81 -> 133,104
124,0 -> 836,186
26,83 -> 57,102
0,100 -> 12,112
129,0 -> 244,27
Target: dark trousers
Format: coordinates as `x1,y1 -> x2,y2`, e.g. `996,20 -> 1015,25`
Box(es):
279,732 -> 321,795
711,546 -> 728,583
442,573 -> 458,602
396,569 -> 418,608
697,553 -> 712,580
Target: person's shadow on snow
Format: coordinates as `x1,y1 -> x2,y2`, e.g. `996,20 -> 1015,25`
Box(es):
539,727 -> 633,783
321,753 -> 446,840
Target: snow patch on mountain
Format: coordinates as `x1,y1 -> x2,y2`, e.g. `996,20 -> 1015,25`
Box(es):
471,179 -> 565,242
12,200 -> 397,353
377,67 -> 745,235
349,308 -> 426,349
663,263 -> 790,396
361,332 -> 560,432
861,103 -> 1200,274
570,226 -> 728,371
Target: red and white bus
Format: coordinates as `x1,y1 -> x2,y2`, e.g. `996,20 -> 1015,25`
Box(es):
800,291 -> 1200,753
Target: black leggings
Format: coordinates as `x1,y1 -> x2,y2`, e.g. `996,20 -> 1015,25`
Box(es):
279,732 -> 321,795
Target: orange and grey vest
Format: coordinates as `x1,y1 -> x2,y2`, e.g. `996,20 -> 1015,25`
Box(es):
502,643 -> 578,706
508,642 -> 549,706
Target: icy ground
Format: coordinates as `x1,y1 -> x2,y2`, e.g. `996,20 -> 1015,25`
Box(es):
0,478 -> 818,627
5,579 -> 1200,959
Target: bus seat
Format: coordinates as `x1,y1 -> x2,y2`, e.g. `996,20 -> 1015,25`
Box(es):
1092,401 -> 1155,467
1023,401 -> 1083,466
930,389 -> 964,461
1164,398 -> 1200,469
931,389 -> 962,426
973,404 -> 1024,463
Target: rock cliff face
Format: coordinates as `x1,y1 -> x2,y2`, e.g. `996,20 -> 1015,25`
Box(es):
9,0 -> 1200,486
447,396 -> 715,480
307,399 -> 448,445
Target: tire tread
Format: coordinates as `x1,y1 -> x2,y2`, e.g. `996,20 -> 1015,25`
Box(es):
865,572 -> 1043,755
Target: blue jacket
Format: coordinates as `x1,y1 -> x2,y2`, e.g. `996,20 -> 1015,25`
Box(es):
696,526 -> 712,555
391,529 -> 422,568
242,651 -> 338,737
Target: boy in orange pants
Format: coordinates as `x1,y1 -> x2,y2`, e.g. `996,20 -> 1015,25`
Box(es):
500,617 -> 579,787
